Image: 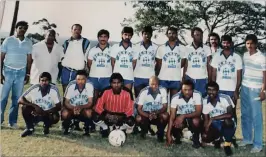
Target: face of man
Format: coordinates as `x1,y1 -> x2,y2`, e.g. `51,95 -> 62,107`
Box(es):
181,84 -> 193,99
71,25 -> 82,39
192,30 -> 203,43
207,86 -> 218,100
210,36 -> 218,47
167,30 -> 177,42
122,33 -> 132,43
142,32 -> 152,43
76,75 -> 87,87
45,31 -> 56,44
39,77 -> 50,89
222,40 -> 231,50
111,79 -> 122,93
16,26 -> 28,36
149,79 -> 159,93
245,40 -> 257,52
98,34 -> 109,45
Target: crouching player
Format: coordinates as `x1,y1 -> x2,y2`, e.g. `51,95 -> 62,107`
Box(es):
93,73 -> 135,137
166,80 -> 202,148
19,72 -> 61,137
135,76 -> 169,142
61,70 -> 94,136
202,81 -> 236,156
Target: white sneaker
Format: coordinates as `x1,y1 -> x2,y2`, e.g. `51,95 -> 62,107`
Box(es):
8,123 -> 18,129
238,141 -> 252,147
250,147 -> 262,153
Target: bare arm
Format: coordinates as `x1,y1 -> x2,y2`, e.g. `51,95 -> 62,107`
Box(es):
211,106 -> 233,120
212,67 -> 217,82
182,59 -> 188,81
26,54 -> 32,75
79,97 -> 93,109
207,56 -> 211,82
46,102 -> 61,113
182,105 -> 202,119
133,59 -> 137,70
137,105 -> 149,118
18,96 -> 38,107
166,107 -> 177,137
64,98 -> 74,110
1,53 -> 5,77
155,58 -> 162,76
111,57 -> 116,72
154,103 -> 168,114
87,59 -> 93,72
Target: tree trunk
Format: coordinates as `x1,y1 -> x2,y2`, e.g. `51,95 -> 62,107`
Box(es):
9,0 -> 20,36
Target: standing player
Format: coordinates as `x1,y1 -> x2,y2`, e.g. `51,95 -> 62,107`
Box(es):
1,21 -> 32,128
135,76 -> 169,142
166,80 -> 202,148
208,32 -> 222,56
61,70 -> 94,136
202,81 -> 236,156
30,29 -> 64,85
155,27 -> 186,100
18,72 -> 61,137
111,27 -> 135,90
239,34 -> 265,153
183,27 -> 211,97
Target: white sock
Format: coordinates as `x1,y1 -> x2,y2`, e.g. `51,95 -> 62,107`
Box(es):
93,120 -> 108,130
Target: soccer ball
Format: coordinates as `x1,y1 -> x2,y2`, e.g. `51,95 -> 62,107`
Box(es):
183,130 -> 193,140
108,129 -> 126,147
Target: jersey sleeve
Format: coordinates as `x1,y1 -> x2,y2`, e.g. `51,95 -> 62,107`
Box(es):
50,85 -> 61,104
136,90 -> 146,106
133,44 -> 139,60
210,54 -> 218,68
170,96 -> 178,108
205,46 -> 212,57
110,44 -> 118,58
21,85 -> 38,101
161,88 -> 168,104
64,84 -> 73,99
86,83 -> 94,98
202,99 -> 209,114
236,54 -> 243,70
195,93 -> 202,105
87,48 -> 94,60
155,46 -> 164,59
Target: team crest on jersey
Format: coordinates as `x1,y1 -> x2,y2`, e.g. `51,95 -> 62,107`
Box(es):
70,94 -> 89,106
34,98 -> 53,110
217,61 -> 235,79
188,51 -> 207,68
179,103 -> 195,114
163,52 -> 181,68
138,51 -> 155,67
116,51 -> 133,68
93,53 -> 111,67
209,108 -> 226,118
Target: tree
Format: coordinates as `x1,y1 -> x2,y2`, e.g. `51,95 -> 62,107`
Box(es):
9,0 -> 20,36
27,18 -> 57,44
123,1 -> 265,48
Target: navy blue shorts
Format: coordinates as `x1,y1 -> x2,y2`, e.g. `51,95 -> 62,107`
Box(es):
88,77 -> 110,91
134,77 -> 149,87
61,67 -> 78,86
185,75 -> 207,97
159,80 -> 180,90
124,79 -> 134,86
219,90 -> 234,98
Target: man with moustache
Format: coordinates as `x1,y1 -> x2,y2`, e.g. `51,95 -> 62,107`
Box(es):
155,26 -> 186,100
208,32 -> 222,57
111,27 -> 135,90
1,21 -> 32,128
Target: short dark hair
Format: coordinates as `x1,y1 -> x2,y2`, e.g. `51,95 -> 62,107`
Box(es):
221,35 -> 232,43
122,26 -> 134,35
209,32 -> 220,42
181,80 -> 194,90
166,26 -> 177,35
39,72 -> 52,82
110,73 -> 124,84
245,34 -> 258,45
15,21 -> 28,29
191,27 -> 203,36
71,24 -> 82,30
76,70 -> 87,77
142,26 -> 153,35
97,29 -> 110,38
206,81 -> 219,91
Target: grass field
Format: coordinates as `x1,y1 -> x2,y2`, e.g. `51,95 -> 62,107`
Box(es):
1,84 -> 265,156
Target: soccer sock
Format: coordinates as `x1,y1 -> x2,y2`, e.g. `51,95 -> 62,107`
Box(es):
93,120 -> 108,130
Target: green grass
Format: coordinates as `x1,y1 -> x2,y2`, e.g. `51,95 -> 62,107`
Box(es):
1,84 -> 265,156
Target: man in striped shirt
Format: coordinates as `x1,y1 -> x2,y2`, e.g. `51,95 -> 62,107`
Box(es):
239,34 -> 265,153
93,73 -> 135,137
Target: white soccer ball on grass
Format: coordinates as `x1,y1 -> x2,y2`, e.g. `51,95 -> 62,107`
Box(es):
108,129 -> 126,147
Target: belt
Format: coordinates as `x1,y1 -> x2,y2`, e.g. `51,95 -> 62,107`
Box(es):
64,66 -> 78,71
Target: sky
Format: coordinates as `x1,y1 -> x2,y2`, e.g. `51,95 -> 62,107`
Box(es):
0,0 -> 265,45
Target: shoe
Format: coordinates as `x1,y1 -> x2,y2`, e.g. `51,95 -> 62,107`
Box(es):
43,127 -> 50,135
83,131 -> 91,136
8,123 -> 18,129
157,134 -> 164,143
140,132 -> 146,139
101,129 -> 109,138
192,141 -> 201,149
224,146 -> 233,156
73,124 -> 83,131
232,136 -> 238,148
63,128 -> 70,135
90,128 -> 96,133
250,147 -> 262,153
132,126 -> 140,135
238,141 -> 252,147
213,139 -> 221,149
21,129 -> 34,137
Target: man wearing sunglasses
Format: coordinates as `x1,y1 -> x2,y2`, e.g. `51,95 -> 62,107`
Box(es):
1,21 -> 32,129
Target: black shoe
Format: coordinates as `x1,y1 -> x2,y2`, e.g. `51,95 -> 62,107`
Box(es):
101,129 -> 109,138
21,129 -> 34,137
43,127 -> 50,135
83,131 -> 90,136
140,132 -> 146,139
192,141 -> 201,149
175,139 -> 182,145
132,126 -> 140,135
232,137 -> 238,148
73,124 -> 83,131
224,146 -> 233,156
213,139 -> 221,149
157,134 -> 164,143
63,128 -> 70,135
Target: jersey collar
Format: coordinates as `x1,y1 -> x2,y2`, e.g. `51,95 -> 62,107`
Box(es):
147,87 -> 161,95
119,41 -> 132,49
38,84 -> 51,97
220,49 -> 234,57
191,42 -> 203,49
96,43 -> 110,51
207,94 -> 221,104
75,83 -> 85,93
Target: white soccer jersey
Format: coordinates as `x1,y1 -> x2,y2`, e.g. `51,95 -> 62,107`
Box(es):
30,41 -> 64,84
211,51 -> 243,91
185,44 -> 211,79
203,94 -> 234,118
156,42 -> 186,81
242,50 -> 266,89
88,44 -> 112,78
133,41 -> 158,79
22,84 -> 61,111
64,80 -> 94,106
171,91 -> 202,115
110,42 -> 134,80
136,86 -> 167,112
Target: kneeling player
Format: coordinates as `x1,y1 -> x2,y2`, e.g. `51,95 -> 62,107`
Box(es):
19,72 -> 61,137
61,70 -> 94,136
93,73 -> 135,137
166,80 -> 202,148
135,76 -> 169,142
202,81 -> 236,156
